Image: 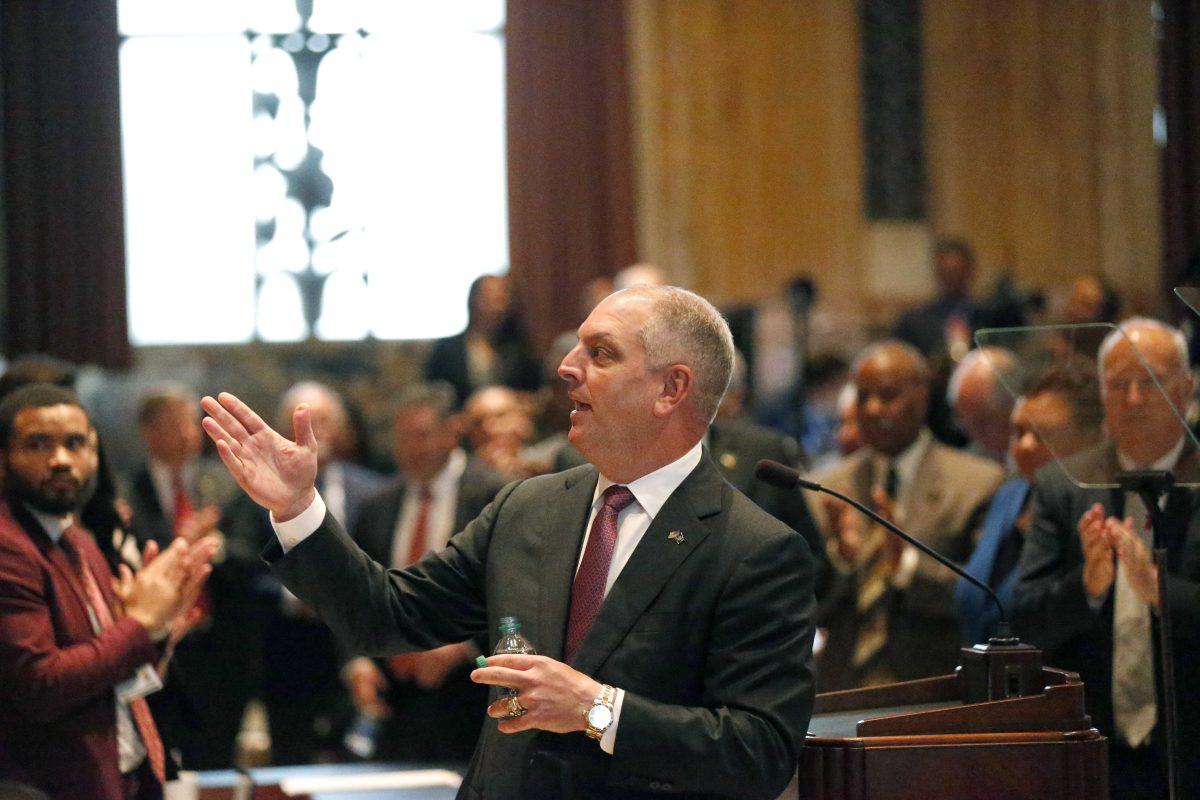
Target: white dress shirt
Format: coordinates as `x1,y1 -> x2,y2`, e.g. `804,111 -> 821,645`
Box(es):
871,428 -> 932,589
273,440 -> 706,756
30,507 -> 148,775
389,449 -> 468,568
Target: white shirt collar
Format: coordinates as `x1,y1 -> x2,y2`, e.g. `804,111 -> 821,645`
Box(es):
1118,435 -> 1187,472
27,506 -> 73,543
593,440 -> 704,519
408,448 -> 468,495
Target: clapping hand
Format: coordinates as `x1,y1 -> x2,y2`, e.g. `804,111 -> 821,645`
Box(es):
200,392 -> 318,522
114,536 -> 218,641
1106,515 -> 1159,607
1078,503 -> 1116,602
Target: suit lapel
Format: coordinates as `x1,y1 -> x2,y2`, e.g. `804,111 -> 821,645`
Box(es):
7,502 -> 92,620
537,467 -> 600,660
570,458 -> 725,676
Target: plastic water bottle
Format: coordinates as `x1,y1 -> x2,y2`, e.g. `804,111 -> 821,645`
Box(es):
490,616 -> 535,719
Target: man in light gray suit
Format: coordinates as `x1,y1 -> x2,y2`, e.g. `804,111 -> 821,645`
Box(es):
202,286 -> 816,800
809,340 -> 1004,690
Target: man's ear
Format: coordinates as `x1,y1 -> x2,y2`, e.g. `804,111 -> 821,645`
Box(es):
653,365 -> 693,418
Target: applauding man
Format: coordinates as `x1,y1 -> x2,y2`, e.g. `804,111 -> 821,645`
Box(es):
203,286 -> 816,800
0,384 -> 217,800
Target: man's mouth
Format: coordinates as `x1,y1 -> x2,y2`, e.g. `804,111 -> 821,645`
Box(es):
571,400 -> 593,417
45,476 -> 79,493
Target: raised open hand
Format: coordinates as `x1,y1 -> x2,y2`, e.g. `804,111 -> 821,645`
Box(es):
200,392 -> 318,521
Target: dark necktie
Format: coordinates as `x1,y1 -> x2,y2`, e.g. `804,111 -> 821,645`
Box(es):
564,485 -> 636,663
64,528 -> 166,784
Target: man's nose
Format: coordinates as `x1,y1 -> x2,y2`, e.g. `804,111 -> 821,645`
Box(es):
558,347 -> 582,385
48,445 -> 73,467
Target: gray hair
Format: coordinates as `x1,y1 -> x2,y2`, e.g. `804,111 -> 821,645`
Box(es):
946,347 -> 1018,414
278,380 -> 346,426
626,286 -> 735,423
1098,317 -> 1190,378
850,339 -> 930,385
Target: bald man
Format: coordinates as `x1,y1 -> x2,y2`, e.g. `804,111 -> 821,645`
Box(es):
1016,318 -> 1200,798
946,347 -> 1018,464
808,340 -> 1004,690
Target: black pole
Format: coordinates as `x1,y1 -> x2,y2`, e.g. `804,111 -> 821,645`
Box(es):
1119,470 -> 1180,800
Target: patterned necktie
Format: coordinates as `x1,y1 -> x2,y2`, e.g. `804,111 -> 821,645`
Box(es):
564,485 -> 636,663
405,486 -> 434,566
850,462 -> 900,687
65,528 -> 167,784
1112,492 -> 1157,748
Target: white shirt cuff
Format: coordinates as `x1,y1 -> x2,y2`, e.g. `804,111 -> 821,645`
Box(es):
271,492 -> 328,553
890,544 -> 920,589
599,688 -> 624,754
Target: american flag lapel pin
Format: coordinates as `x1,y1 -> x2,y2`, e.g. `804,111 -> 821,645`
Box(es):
667,530 -> 685,545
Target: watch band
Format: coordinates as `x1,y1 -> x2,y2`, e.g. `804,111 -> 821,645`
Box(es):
584,684 -> 617,740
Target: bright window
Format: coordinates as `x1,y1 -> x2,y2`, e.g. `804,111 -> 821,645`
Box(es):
119,0 -> 507,345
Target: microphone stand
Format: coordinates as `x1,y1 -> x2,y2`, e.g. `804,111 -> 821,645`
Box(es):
1117,469 -> 1181,800
755,459 -> 1045,703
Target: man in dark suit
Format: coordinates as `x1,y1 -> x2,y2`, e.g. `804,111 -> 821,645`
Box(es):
0,384 -> 214,800
1016,318 -> 1200,798
345,383 -> 508,761
256,381 -> 387,765
123,385 -> 254,769
203,285 -> 816,800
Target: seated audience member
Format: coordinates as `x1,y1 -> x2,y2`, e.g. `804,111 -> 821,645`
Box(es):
955,364 -> 1102,645
1016,318 -> 1200,798
524,332 -> 581,474
462,385 -> 537,479
425,274 -> 540,407
892,238 -> 979,360
345,383 -> 508,762
810,341 -> 1004,690
946,346 -> 1018,465
124,385 -> 255,769
0,384 -> 215,800
224,381 -> 386,765
835,382 -> 862,458
1045,273 -> 1124,359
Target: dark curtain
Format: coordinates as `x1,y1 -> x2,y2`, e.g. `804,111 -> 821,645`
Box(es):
1161,0 -> 1200,293
506,0 -> 638,352
1,0 -> 132,368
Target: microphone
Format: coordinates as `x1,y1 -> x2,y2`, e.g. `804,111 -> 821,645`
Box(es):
754,459 -> 1015,642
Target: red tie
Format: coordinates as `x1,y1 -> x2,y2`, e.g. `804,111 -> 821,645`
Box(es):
65,528 -> 166,785
172,474 -> 211,622
564,485 -> 636,663
405,486 -> 434,566
172,474 -> 194,532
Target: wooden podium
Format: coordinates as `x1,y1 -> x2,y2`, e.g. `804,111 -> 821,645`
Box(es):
799,646 -> 1109,800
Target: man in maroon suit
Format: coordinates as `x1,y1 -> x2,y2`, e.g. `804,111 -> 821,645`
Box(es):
0,384 -> 215,800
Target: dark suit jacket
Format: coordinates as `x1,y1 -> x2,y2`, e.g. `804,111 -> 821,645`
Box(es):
122,461 -> 260,769
351,458 -> 508,566
350,458 -> 508,761
0,500 -> 160,800
424,332 -> 541,407
556,420 -> 829,599
267,456 -> 816,800
1015,443 -> 1200,786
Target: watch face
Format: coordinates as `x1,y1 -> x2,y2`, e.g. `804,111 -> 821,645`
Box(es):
587,704 -> 614,730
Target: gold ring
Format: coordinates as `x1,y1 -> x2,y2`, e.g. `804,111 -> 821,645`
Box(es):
507,694 -> 527,717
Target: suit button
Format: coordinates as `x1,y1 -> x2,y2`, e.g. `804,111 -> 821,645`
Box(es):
649,781 -> 662,790
662,783 -> 673,790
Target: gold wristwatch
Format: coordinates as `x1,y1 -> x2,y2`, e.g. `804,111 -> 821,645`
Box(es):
584,684 -> 616,740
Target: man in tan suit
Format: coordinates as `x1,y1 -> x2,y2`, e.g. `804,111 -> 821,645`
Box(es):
809,341 -> 1004,690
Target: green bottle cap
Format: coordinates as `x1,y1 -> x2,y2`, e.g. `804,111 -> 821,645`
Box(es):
475,655 -> 488,669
